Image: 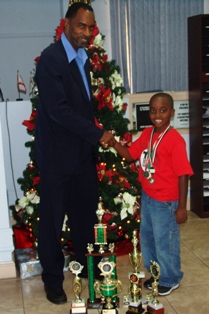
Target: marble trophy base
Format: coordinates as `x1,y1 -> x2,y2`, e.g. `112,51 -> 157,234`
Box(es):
102,307 -> 118,314
126,300 -> 144,314
146,301 -> 164,314
71,299 -> 87,314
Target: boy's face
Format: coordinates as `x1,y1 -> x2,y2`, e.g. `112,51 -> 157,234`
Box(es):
149,96 -> 175,133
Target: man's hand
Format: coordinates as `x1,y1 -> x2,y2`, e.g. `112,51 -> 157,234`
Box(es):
99,130 -> 116,148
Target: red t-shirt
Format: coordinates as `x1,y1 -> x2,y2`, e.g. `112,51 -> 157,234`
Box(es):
128,127 -> 194,201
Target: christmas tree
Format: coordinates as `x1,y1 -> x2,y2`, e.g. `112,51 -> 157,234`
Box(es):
10,15 -> 141,249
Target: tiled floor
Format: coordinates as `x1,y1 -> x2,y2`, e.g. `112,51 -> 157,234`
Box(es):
1,211 -> 209,313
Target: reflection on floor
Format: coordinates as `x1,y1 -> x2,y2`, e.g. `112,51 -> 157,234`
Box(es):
0,211 -> 209,314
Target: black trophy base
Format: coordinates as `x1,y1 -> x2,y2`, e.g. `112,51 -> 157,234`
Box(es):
126,302 -> 144,314
87,297 -> 119,309
87,298 -> 104,309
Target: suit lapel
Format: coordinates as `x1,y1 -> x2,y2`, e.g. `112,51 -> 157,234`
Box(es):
84,59 -> 92,101
69,59 -> 91,102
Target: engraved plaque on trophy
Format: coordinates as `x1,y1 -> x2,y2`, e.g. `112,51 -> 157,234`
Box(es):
69,261 -> 87,314
146,261 -> 164,314
94,261 -> 122,314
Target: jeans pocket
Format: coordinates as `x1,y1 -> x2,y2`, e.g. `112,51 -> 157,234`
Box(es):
163,201 -> 172,207
163,201 -> 178,212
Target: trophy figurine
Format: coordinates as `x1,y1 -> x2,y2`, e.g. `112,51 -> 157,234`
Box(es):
94,197 -> 107,254
146,261 -> 164,314
94,260 -> 122,313
69,261 -> 87,314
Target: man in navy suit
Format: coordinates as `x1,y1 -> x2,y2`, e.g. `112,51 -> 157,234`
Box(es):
35,2 -> 115,304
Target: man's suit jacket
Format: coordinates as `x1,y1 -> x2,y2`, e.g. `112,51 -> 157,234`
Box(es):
35,39 -> 103,175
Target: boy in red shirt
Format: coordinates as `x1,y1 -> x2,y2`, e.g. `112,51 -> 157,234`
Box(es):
105,93 -> 193,295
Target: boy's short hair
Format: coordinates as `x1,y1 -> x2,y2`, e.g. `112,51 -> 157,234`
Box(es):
150,92 -> 174,109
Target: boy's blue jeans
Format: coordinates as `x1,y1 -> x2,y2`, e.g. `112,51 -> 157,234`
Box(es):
140,191 -> 183,287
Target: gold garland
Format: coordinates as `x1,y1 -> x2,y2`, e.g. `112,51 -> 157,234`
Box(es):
69,0 -> 91,6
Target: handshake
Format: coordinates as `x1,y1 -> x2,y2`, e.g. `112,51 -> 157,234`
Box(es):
99,130 -> 117,149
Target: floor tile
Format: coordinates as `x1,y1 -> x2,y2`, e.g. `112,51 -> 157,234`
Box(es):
0,278 -> 23,311
166,284 -> 209,313
182,235 -> 209,259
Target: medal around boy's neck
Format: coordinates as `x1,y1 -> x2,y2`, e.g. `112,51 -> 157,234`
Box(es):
154,123 -> 171,134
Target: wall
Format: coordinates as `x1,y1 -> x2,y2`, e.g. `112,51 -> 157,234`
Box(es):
0,0 -> 111,103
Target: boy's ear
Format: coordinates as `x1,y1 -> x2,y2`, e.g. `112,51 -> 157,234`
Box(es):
171,109 -> 175,117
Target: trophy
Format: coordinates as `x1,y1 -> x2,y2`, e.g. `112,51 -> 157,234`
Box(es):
69,261 -> 87,314
86,198 -> 118,309
125,230 -> 145,313
146,261 -> 164,314
94,260 -> 122,314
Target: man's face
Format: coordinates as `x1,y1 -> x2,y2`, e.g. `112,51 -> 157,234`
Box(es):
64,8 -> 95,51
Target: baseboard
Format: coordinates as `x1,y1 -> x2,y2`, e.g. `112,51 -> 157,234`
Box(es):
0,261 -> 16,279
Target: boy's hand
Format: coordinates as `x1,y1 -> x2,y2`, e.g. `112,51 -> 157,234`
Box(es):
175,207 -> 188,224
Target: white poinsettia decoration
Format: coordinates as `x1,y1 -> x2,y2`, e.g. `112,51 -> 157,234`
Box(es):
99,145 -> 118,156
109,70 -> 123,89
26,206 -> 34,215
113,94 -> 124,112
93,33 -> 104,47
114,192 -> 136,220
18,191 -> 40,209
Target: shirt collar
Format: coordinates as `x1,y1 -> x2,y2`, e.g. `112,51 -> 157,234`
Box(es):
61,33 -> 88,65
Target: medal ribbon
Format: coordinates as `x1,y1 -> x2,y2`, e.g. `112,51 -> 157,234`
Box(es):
147,125 -> 172,170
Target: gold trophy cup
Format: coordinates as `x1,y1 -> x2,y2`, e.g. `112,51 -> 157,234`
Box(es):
69,261 -> 87,314
94,261 -> 122,314
129,230 -> 143,274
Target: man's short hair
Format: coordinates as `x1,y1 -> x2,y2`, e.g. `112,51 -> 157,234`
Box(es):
65,2 -> 93,19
